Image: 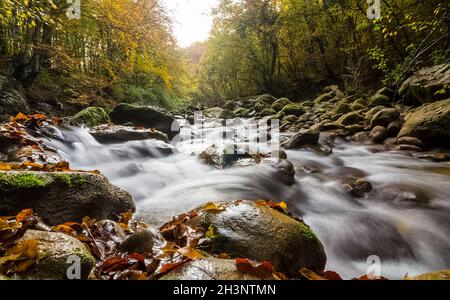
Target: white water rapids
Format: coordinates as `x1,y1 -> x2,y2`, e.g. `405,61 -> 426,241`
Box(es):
43,119 -> 450,279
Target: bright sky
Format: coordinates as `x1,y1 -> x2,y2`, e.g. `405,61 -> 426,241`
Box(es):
163,0 -> 219,48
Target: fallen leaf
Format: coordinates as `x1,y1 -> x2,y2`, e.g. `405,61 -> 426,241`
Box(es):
16,209 -> 33,222
178,247 -> 207,260
235,258 -> 277,279
202,202 -> 225,213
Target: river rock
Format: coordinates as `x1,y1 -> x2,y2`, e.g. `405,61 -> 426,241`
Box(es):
370,108 -> 400,129
369,126 -> 387,144
109,103 -> 178,139
73,107 -> 110,127
118,228 -> 166,254
185,201 -> 327,275
375,184 -> 430,207
282,128 -> 320,149
337,112 -> 364,126
203,107 -> 235,119
16,230 -> 95,280
399,63 -> 450,105
397,99 -> 450,146
397,136 -> 423,147
343,179 -> 373,198
90,124 -> 168,144
0,75 -> 30,122
159,258 -> 280,280
281,104 -> 305,116
368,93 -> 391,107
386,120 -> 402,137
260,157 -> 296,185
0,171 -> 135,225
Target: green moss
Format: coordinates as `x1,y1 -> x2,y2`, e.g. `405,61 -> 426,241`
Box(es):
73,107 -> 110,127
53,174 -> 88,188
299,223 -> 317,241
0,173 -> 48,189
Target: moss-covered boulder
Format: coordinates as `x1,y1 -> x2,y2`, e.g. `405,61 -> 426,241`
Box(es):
90,124 -> 168,144
254,100 -> 269,113
203,107 -> 235,119
261,108 -> 277,117
368,93 -> 391,107
314,92 -> 336,104
272,98 -> 292,111
257,94 -> 277,104
282,103 -> 305,116
159,258 -> 280,280
223,101 -> 236,111
16,230 -> 95,280
185,201 -> 327,275
73,107 -> 110,127
109,103 -> 178,139
337,112 -> 364,126
397,99 -> 450,146
233,107 -> 250,117
282,128 -> 320,149
0,171 -> 135,225
351,99 -> 367,111
370,108 -> 400,129
399,63 -> 450,105
334,103 -> 352,114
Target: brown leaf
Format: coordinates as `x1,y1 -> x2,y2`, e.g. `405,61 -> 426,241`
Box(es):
16,209 -> 34,223
0,239 -> 39,274
235,258 -> 277,279
178,247 -> 207,260
202,202 -> 225,213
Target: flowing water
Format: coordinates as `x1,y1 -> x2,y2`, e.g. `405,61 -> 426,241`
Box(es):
44,119 -> 450,279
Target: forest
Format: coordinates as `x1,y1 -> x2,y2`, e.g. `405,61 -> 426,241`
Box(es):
1,0 -> 448,111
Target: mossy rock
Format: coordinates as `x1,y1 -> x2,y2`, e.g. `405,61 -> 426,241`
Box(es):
281,104 -> 305,116
368,94 -> 391,107
365,105 -> 387,122
0,171 -> 135,225
282,128 -> 320,149
223,101 -> 236,111
109,103 -> 178,139
261,108 -> 277,117
185,201 -> 327,275
272,98 -> 292,111
282,114 -> 298,124
73,107 -> 110,127
203,107 -> 224,118
337,112 -> 364,126
273,111 -> 285,120
314,92 -> 335,104
90,124 -> 168,144
334,103 -> 352,114
233,107 -> 250,117
370,108 -> 400,129
398,99 -> 450,146
257,94 -> 277,104
254,100 -> 269,113
17,230 -> 95,280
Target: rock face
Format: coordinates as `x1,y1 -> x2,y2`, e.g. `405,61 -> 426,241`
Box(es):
186,201 -> 327,275
73,107 -> 110,127
109,103 -> 178,139
397,99 -> 450,146
0,75 -> 30,122
399,63 -> 450,105
90,124 -> 168,144
0,171 -> 135,225
282,128 -> 320,149
159,258 -> 280,280
17,230 -> 95,280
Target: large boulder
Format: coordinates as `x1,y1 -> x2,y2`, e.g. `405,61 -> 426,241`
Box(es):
185,201 -> 327,275
0,171 -> 135,225
0,75 -> 30,122
282,128 -> 320,149
109,103 -> 178,139
368,93 -> 391,107
397,99 -> 450,146
399,63 -> 450,105
203,107 -> 235,119
159,258 -> 280,280
337,112 -> 364,126
272,98 -> 292,112
370,108 -> 400,129
15,230 -> 95,280
281,104 -> 305,116
90,124 -> 168,144
73,107 -> 110,127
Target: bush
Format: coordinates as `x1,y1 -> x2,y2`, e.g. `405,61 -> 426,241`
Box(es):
111,84 -> 178,109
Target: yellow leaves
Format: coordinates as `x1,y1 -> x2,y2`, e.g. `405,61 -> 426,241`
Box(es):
177,247 -> 207,260
202,202 -> 225,213
205,225 -> 215,239
256,200 -> 288,214
0,240 -> 39,275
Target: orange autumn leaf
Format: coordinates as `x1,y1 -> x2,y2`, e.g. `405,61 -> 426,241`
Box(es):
16,209 -> 33,222
177,247 -> 207,260
235,258 -> 276,279
0,240 -> 39,274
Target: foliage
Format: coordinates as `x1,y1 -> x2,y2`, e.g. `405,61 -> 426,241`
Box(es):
196,0 -> 450,102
